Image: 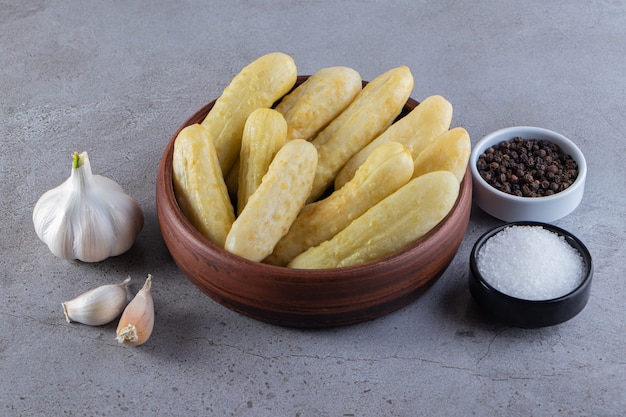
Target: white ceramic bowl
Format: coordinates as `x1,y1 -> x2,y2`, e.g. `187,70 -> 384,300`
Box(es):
470,126 -> 587,222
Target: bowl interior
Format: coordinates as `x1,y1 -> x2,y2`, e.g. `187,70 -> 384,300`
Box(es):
156,76 -> 473,327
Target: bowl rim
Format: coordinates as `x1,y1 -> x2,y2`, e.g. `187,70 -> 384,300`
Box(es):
469,126 -> 587,203
158,96 -> 472,280
469,221 -> 593,304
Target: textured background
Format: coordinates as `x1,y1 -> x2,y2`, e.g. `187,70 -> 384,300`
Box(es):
1,1 -> 625,416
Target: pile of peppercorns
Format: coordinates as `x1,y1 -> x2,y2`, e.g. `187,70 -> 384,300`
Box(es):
476,137 -> 579,197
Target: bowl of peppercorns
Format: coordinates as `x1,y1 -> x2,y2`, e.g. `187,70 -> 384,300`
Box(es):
470,126 -> 587,222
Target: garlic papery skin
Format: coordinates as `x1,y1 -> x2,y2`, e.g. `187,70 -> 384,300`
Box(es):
62,277 -> 131,326
32,151 -> 144,263
116,274 -> 154,346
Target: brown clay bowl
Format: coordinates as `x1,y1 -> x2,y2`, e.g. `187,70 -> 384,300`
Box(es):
156,76 -> 473,327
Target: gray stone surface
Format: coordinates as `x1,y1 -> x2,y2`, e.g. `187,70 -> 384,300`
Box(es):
1,1 -> 625,416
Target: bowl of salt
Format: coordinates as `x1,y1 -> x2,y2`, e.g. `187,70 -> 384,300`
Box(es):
469,221 -> 592,328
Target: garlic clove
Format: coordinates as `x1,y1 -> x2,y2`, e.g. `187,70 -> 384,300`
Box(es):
62,277 -> 131,326
33,151 -> 144,263
116,274 -> 154,346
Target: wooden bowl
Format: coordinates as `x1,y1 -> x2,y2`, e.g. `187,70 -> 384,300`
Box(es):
156,76 -> 473,327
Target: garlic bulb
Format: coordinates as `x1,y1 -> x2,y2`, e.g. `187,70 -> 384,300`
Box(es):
62,277 -> 131,326
116,274 -> 154,346
33,151 -> 144,262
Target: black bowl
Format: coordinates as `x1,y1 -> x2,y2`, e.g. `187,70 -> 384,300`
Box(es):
469,221 -> 592,328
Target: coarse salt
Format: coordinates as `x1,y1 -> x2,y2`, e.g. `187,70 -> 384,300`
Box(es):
476,225 -> 585,301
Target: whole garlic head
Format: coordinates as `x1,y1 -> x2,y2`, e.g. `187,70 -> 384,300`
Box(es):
33,151 -> 144,262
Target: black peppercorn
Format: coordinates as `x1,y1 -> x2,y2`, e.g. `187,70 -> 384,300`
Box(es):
477,137 -> 578,198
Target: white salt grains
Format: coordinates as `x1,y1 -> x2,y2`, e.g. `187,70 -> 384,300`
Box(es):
476,225 -> 585,301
